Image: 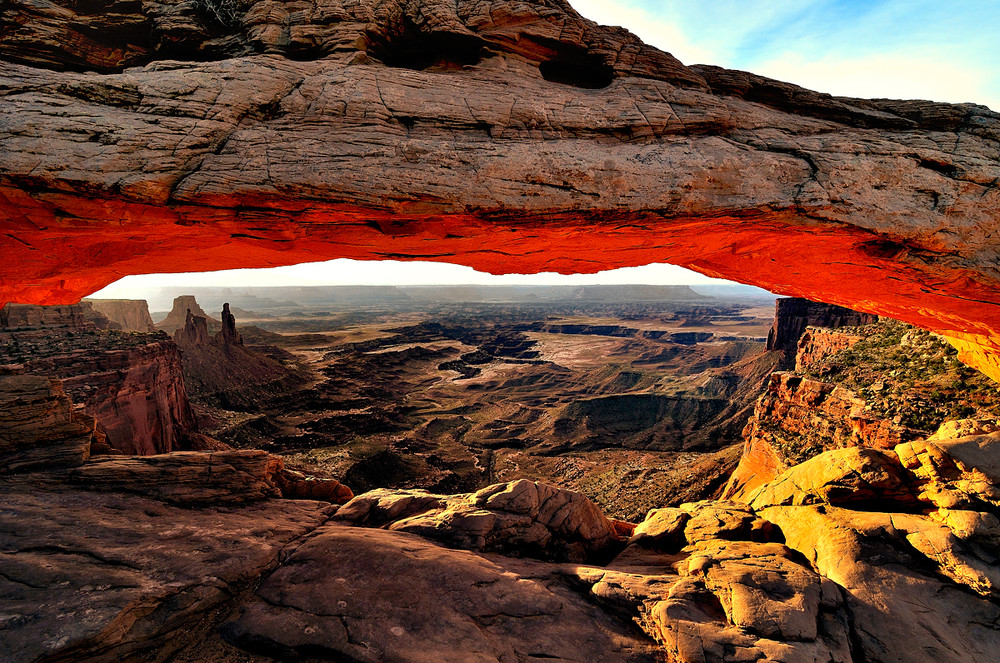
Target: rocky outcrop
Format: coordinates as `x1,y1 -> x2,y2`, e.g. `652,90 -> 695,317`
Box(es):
173,302 -> 298,407
0,0 -> 999,380
156,295 -> 220,333
335,479 -> 620,562
222,525 -> 662,663
0,302 -> 92,330
766,297 -> 876,353
725,371 -> 924,499
217,302 -> 242,345
22,338 -> 197,455
1,303 -> 199,455
0,375 -> 95,472
66,449 -> 283,505
174,308 -> 211,348
0,479 -> 334,663
795,326 -> 865,373
83,298 -> 156,332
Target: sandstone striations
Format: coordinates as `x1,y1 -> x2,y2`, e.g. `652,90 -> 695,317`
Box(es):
0,0 -> 998,378
0,375 -> 95,473
83,298 -> 157,332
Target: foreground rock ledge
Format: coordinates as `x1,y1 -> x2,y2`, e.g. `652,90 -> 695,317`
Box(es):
0,0 -> 998,377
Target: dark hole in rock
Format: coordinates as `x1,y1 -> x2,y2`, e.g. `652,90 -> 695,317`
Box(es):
371,26 -> 485,71
539,56 -> 615,89
858,238 -> 908,260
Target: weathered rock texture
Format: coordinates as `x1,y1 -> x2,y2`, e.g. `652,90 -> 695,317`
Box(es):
1,303 -> 198,454
0,479 -> 334,663
0,303 -> 92,330
83,298 -> 157,332
795,326 -> 865,373
725,371 -> 925,499
766,297 -> 877,353
0,375 -> 95,473
0,0 -> 998,377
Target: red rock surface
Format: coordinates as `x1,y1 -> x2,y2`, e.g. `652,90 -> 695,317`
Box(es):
0,0 -> 998,377
724,372 -> 924,500
0,375 -> 95,472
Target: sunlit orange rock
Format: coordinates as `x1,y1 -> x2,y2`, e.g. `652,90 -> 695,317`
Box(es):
0,0 -> 998,377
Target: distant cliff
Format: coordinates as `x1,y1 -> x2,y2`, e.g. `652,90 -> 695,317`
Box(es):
84,299 -> 156,332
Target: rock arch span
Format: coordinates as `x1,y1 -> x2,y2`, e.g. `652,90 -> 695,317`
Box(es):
0,0 -> 998,377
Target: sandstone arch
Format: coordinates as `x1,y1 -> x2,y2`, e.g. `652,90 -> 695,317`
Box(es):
0,0 -> 998,377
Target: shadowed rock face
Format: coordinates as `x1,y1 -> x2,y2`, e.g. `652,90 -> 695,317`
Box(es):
0,0 -> 999,377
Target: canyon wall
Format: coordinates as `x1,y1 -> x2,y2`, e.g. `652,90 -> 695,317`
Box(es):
1,304 -> 197,454
24,341 -> 196,455
0,0 -> 998,379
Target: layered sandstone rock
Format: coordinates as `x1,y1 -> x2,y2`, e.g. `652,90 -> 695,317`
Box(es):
725,371 -> 923,499
22,338 -> 197,454
222,525 -> 662,663
1,303 -> 198,454
83,298 -> 157,332
0,479 -> 334,663
65,449 -> 284,505
0,375 -> 94,472
0,0 -> 998,379
0,303 -> 92,330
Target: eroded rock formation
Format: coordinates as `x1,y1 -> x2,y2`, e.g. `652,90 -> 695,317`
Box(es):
83,298 -> 157,332
0,0 -> 998,378
157,295 -> 220,333
0,375 -> 96,473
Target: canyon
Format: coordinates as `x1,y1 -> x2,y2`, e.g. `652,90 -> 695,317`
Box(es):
3,295 -> 1000,662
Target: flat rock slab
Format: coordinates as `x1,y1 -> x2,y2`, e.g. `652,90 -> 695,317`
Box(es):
0,479 -> 334,663
223,523 -> 661,663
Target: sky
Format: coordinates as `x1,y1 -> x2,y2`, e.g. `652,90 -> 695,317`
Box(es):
90,0 -> 998,298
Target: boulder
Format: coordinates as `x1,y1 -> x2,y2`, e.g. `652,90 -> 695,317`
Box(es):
336,479 -> 619,562
747,446 -> 915,510
65,449 -> 284,505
